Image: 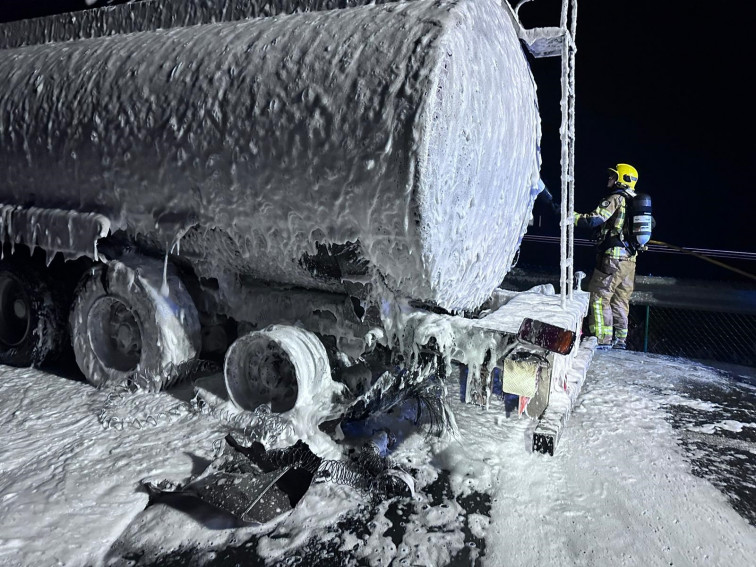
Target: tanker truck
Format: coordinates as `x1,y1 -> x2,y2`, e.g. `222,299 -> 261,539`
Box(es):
0,0 -> 589,455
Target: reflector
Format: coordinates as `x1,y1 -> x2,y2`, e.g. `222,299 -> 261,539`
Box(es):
517,318 -> 576,355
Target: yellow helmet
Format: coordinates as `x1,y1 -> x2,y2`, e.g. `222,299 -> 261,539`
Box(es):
608,163 -> 638,189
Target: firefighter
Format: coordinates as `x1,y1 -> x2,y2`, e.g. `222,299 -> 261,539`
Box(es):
574,163 -> 640,350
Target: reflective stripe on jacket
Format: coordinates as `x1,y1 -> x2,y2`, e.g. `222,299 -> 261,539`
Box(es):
575,192 -> 635,260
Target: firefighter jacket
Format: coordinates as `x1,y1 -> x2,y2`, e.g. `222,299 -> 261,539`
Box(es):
574,191 -> 636,261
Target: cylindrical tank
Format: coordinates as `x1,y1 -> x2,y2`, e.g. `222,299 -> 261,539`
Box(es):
0,0 -> 541,311
0,0 -> 373,49
631,192 -> 653,248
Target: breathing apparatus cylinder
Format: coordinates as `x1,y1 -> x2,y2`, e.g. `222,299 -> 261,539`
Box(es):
630,192 -> 653,247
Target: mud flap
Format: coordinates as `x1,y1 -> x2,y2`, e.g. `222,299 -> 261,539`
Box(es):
142,466 -> 300,525
141,438 -> 315,525
190,468 -> 294,524
524,362 -> 551,419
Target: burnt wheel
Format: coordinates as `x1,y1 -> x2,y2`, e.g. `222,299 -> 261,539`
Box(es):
70,255 -> 201,390
0,259 -> 66,367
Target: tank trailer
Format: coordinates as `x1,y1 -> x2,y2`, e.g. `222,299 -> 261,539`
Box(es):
0,0 -> 588,457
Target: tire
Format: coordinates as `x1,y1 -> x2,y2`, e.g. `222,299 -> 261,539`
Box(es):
0,259 -> 67,367
70,255 -> 201,390
224,325 -> 341,413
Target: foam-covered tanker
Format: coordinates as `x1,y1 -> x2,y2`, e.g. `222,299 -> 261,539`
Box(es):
0,0 -> 578,455
0,0 -> 541,310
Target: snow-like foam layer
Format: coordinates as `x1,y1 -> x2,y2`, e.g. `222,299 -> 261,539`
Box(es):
0,0 -> 540,311
0,0 -> 396,49
2,352 -> 756,565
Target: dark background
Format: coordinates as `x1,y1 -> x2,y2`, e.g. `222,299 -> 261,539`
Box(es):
0,0 -> 753,281
517,0 -> 754,282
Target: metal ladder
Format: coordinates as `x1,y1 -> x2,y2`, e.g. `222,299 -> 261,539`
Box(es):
512,0 -> 579,306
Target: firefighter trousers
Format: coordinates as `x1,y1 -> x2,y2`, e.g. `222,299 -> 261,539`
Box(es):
587,256 -> 636,346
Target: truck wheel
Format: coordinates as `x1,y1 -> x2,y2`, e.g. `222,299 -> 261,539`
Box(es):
70,256 -> 201,390
0,260 -> 66,367
224,325 -> 338,413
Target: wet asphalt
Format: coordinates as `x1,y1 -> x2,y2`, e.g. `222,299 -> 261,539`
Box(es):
663,364 -> 756,526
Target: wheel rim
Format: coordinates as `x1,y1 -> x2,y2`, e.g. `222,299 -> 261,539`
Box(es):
0,274 -> 32,348
225,334 -> 298,413
87,296 -> 143,372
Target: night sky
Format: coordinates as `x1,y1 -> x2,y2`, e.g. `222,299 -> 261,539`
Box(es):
0,0 -> 753,281
517,0 -> 753,280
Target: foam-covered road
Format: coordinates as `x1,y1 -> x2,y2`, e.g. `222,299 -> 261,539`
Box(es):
1,351 -> 754,567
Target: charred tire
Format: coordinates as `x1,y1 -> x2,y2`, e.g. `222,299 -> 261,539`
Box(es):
0,259 -> 67,367
224,325 -> 332,413
70,255 -> 201,390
